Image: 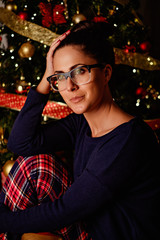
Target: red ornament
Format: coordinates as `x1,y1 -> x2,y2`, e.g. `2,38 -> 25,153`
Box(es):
53,4 -> 66,25
139,41 -> 151,52
0,36 -> 2,42
18,12 -> 28,20
93,15 -> 107,23
136,87 -> 144,95
136,87 -> 147,98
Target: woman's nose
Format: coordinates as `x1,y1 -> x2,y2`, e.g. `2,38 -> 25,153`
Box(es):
66,77 -> 78,91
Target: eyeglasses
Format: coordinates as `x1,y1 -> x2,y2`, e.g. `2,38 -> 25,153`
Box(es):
47,64 -> 105,92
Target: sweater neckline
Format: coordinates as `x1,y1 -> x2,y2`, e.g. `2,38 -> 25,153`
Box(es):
85,116 -> 137,141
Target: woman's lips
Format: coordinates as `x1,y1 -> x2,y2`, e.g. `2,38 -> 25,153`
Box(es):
70,96 -> 84,103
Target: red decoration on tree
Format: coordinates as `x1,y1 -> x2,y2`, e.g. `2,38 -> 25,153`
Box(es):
18,11 -> 28,20
139,41 -> 151,52
136,87 -> 144,95
93,15 -> 107,22
136,87 -> 147,98
39,3 -> 66,27
39,2 -> 53,27
42,15 -> 53,28
53,4 -> 67,25
0,36 -> 2,42
124,45 -> 136,53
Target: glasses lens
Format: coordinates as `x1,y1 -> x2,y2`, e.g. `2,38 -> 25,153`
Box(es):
49,76 -> 59,91
71,66 -> 90,85
50,74 -> 66,91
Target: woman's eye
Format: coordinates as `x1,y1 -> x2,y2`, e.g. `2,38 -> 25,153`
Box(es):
75,68 -> 85,75
58,74 -> 65,81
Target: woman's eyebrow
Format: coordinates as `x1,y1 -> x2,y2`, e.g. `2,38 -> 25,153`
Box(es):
54,63 -> 85,74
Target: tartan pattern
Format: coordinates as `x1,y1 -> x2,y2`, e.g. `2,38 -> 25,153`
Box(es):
0,154 -> 90,240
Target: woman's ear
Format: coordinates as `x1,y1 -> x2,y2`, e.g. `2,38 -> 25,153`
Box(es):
104,64 -> 112,83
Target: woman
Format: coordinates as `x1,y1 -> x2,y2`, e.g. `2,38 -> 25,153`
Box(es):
0,21 -> 160,240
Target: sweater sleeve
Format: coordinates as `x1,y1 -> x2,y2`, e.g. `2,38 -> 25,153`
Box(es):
7,88 -> 76,156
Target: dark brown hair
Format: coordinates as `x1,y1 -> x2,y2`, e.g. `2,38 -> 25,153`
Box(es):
55,20 -> 115,68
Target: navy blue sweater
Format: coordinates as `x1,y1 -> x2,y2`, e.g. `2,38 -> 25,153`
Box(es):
1,88 -> 160,240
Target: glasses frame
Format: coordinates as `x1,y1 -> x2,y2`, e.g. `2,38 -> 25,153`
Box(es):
47,63 -> 105,92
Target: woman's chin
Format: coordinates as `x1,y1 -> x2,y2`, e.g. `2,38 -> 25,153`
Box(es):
69,104 -> 86,115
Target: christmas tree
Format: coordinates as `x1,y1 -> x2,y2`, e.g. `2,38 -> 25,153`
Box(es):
0,0 -> 160,183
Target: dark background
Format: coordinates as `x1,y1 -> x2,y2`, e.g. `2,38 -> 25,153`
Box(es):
138,0 -> 160,59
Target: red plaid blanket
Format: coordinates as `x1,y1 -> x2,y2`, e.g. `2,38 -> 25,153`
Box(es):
0,154 -> 89,240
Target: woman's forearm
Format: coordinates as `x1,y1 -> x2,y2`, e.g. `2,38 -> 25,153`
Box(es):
7,88 -> 49,156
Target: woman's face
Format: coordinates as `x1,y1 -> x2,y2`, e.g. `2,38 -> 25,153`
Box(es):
53,45 -> 112,114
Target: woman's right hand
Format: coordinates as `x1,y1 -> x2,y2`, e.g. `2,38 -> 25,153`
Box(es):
36,30 -> 70,95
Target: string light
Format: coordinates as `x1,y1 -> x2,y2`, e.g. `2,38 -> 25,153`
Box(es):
17,85 -> 23,92
133,69 -> 137,73
136,99 -> 140,106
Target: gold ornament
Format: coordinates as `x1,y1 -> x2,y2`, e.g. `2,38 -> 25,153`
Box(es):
72,13 -> 86,24
5,3 -> 17,11
72,5 -> 86,24
18,42 -> 35,58
3,158 -> 15,177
